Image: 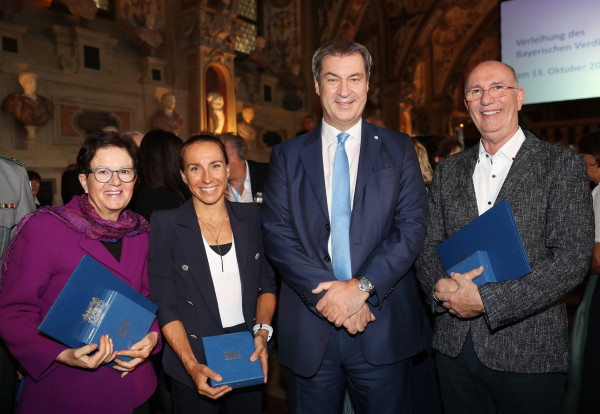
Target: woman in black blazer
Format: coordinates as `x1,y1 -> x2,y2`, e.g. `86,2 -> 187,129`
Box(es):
148,134 -> 276,414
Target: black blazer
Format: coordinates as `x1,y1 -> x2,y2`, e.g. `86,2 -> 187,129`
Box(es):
148,199 -> 276,388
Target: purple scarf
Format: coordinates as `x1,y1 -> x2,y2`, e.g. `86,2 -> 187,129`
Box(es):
1,195 -> 148,286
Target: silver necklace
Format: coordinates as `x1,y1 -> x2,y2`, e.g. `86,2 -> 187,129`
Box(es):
199,214 -> 227,272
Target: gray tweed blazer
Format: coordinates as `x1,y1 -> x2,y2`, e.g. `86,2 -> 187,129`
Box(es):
415,130 -> 594,374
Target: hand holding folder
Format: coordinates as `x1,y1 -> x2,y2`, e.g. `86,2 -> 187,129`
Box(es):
436,200 -> 531,285
39,255 -> 157,365
202,331 -> 264,389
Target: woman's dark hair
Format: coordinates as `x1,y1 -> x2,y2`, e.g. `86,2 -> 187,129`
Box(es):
76,131 -> 138,173
420,135 -> 462,169
180,132 -> 229,171
578,130 -> 600,166
138,130 -> 190,203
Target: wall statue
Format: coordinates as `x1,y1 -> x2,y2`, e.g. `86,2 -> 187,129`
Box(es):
206,91 -> 225,134
62,0 -> 98,22
237,107 -> 256,149
150,92 -> 184,135
2,71 -> 54,141
123,0 -> 163,49
248,36 -> 271,73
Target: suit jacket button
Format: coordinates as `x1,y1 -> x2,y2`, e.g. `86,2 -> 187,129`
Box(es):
324,255 -> 331,262
182,265 -> 189,271
325,223 -> 331,231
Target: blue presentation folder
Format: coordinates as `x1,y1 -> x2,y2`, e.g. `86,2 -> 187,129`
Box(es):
38,255 -> 157,359
435,200 -> 531,285
202,331 -> 264,389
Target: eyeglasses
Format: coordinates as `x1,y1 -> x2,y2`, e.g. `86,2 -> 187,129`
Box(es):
465,85 -> 519,102
87,168 -> 136,183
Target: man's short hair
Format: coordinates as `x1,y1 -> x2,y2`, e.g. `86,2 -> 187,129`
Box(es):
312,38 -> 373,84
220,133 -> 246,161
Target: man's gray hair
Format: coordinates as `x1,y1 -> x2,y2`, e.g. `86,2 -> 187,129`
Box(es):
220,133 -> 246,161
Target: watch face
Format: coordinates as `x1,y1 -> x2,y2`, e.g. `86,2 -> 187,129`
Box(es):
359,277 -> 373,292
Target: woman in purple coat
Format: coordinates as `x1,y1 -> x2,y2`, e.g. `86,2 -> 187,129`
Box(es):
0,131 -> 160,414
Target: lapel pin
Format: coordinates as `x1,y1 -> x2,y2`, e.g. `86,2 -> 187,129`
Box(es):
182,264 -> 189,271
374,136 -> 379,140
255,253 -> 260,260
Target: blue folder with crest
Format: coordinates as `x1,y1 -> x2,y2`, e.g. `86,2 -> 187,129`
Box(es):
435,200 -> 531,285
202,331 -> 264,388
38,255 -> 157,359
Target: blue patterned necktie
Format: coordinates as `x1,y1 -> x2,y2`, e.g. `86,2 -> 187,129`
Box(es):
331,132 -> 352,281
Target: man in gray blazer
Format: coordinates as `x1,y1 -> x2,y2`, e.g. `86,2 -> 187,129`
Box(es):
415,60 -> 594,414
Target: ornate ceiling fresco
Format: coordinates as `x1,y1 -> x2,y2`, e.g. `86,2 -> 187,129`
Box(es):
317,0 -> 501,134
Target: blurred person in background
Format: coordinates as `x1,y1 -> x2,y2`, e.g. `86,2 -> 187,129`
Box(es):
128,130 -> 190,221
0,155 -> 35,414
420,135 -> 462,169
26,170 -> 42,208
576,129 -> 600,412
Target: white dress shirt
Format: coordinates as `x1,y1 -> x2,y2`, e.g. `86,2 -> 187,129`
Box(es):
226,161 -> 254,203
473,127 -> 525,215
321,119 -> 362,255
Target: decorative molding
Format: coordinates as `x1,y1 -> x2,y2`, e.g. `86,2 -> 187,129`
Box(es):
0,21 -> 29,73
53,98 -> 136,146
50,25 -> 119,76
140,56 -> 167,84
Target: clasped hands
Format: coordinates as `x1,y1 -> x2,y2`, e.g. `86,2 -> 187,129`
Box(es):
56,331 -> 158,378
434,266 -> 485,318
312,279 -> 375,334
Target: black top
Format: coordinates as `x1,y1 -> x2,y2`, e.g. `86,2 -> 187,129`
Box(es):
101,238 -> 123,262
209,242 -> 232,256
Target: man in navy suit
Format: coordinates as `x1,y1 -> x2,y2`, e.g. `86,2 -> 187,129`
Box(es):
262,39 -> 428,413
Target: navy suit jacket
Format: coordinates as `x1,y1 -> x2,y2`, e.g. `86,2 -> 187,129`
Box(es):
262,120 -> 428,377
148,199 -> 276,388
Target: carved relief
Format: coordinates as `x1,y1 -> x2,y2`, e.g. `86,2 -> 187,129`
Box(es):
389,0 -> 428,79
431,2 -> 497,96
264,0 -> 301,73
178,9 -> 238,53
121,0 -> 164,49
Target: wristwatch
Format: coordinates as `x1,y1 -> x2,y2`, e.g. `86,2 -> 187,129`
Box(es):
252,323 -> 273,342
353,275 -> 375,295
